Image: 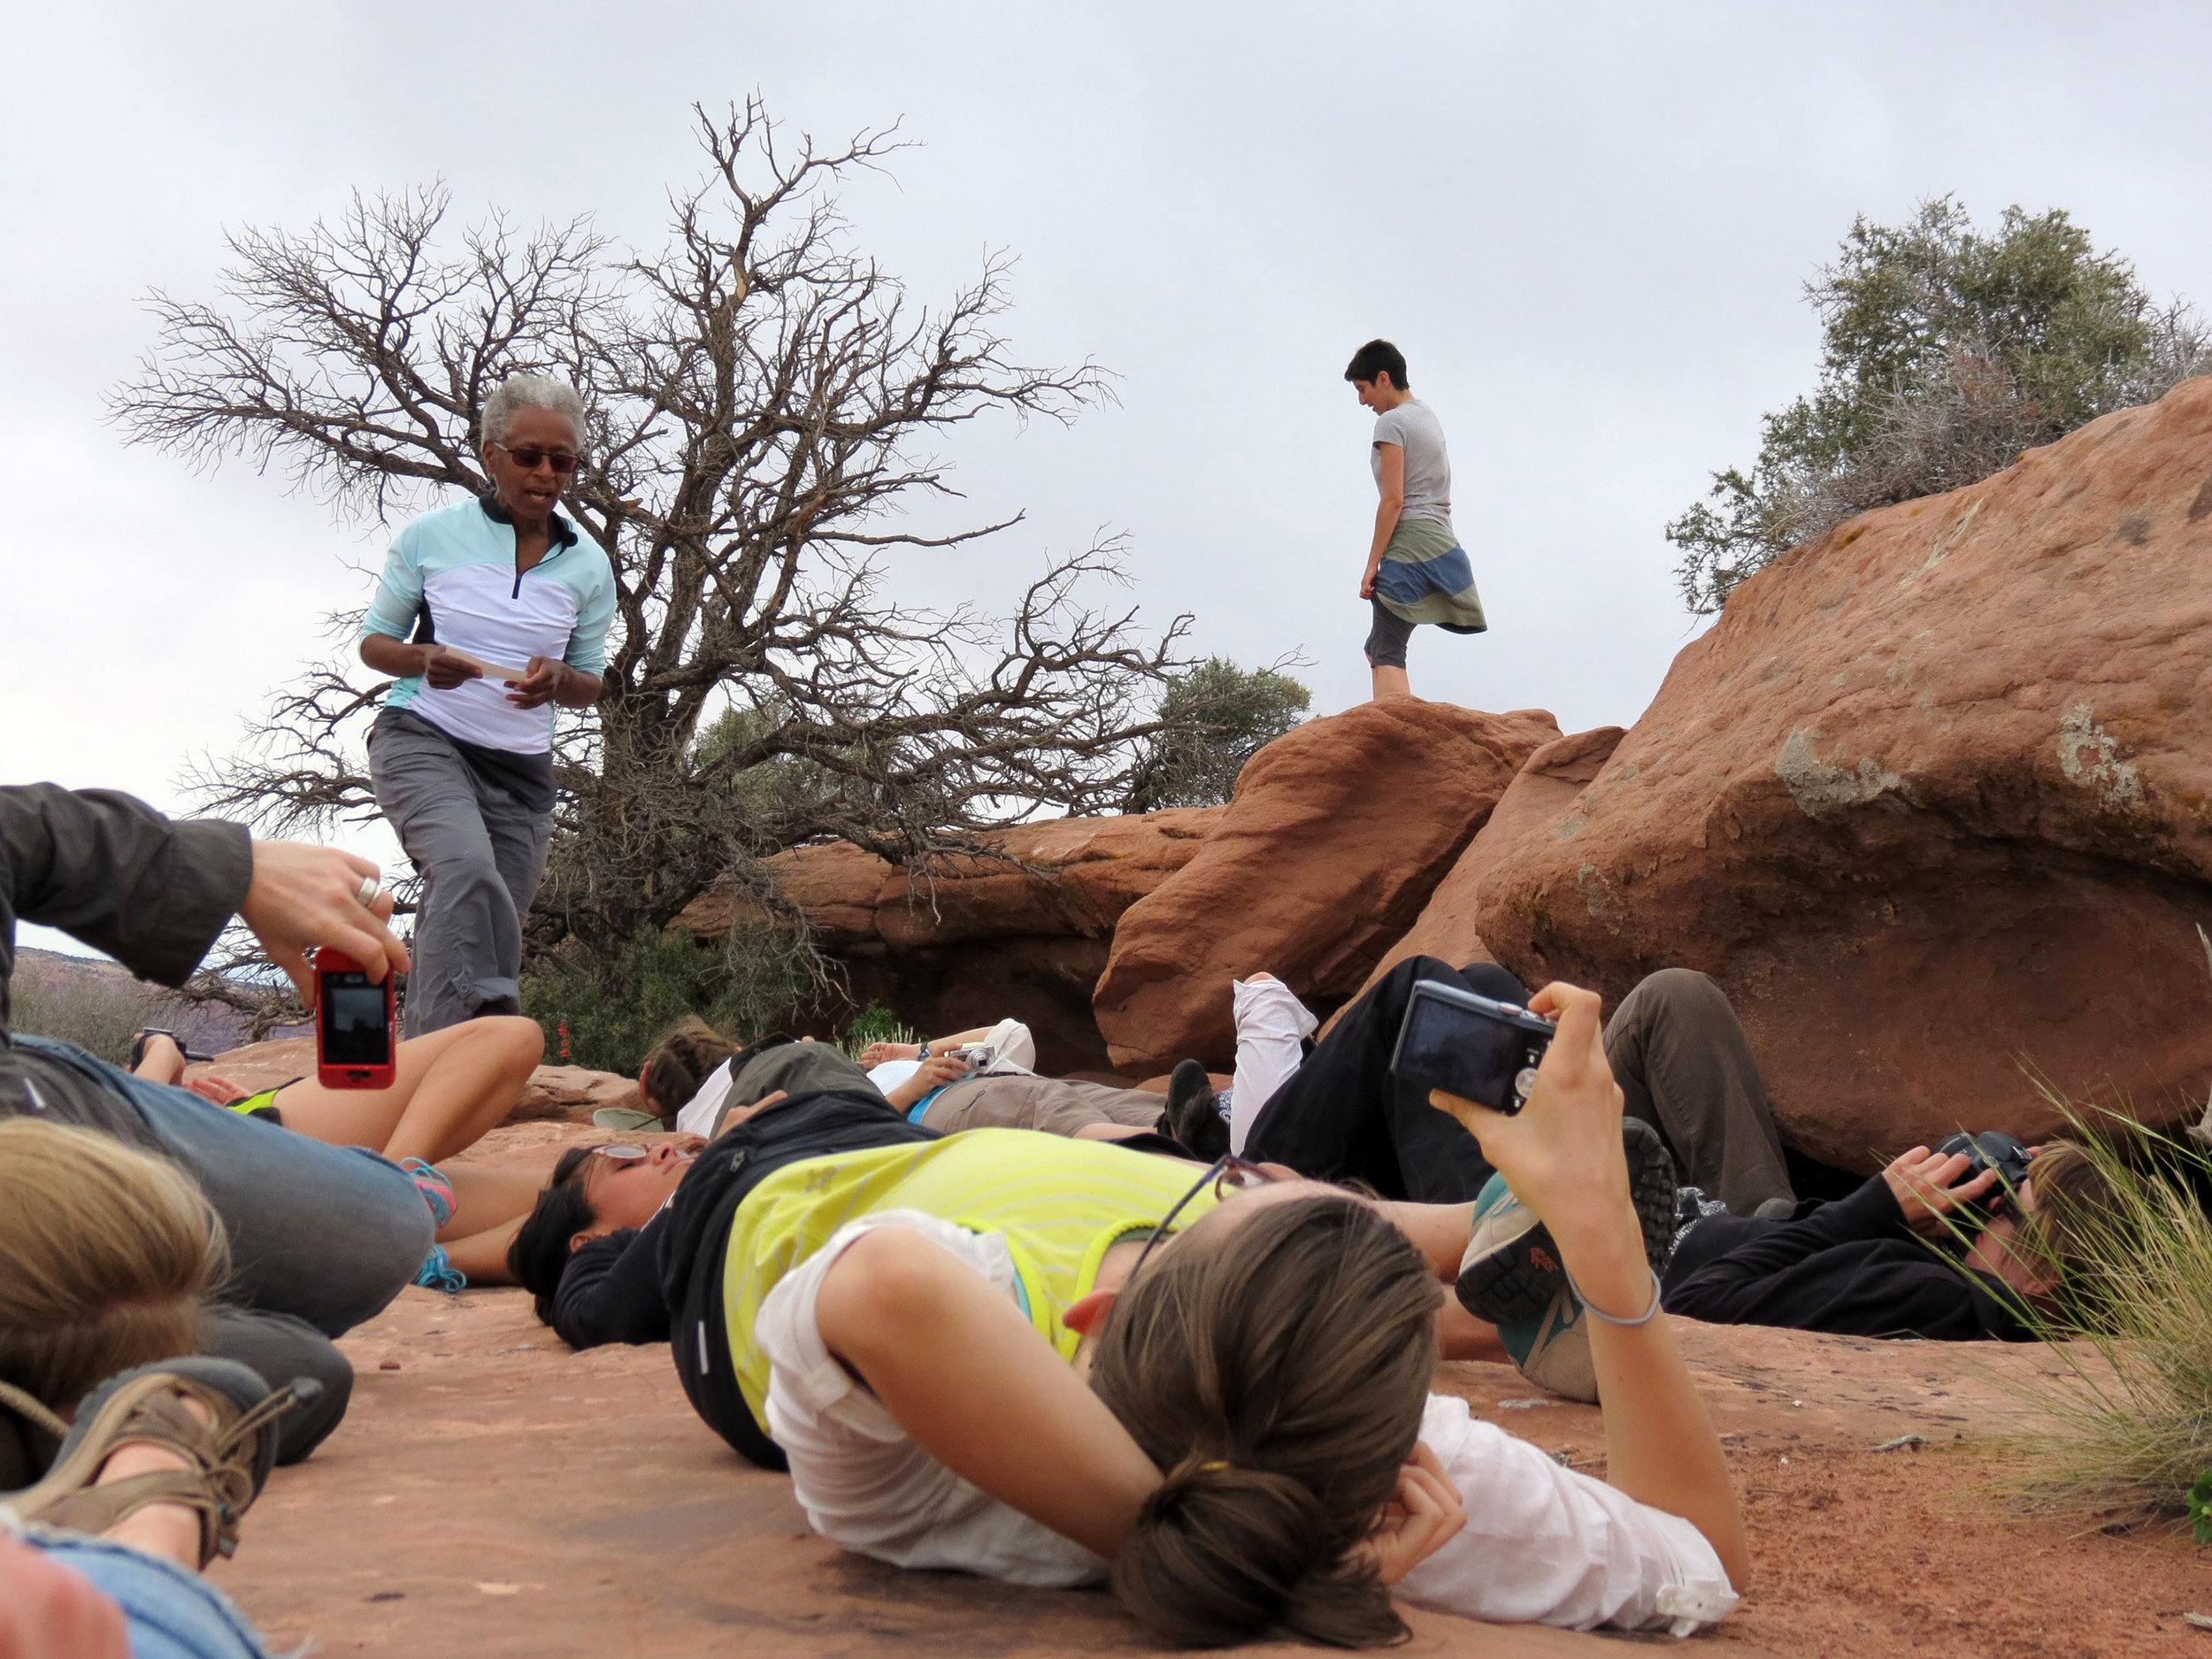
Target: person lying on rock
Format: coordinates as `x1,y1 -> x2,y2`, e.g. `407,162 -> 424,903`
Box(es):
1650,1135 -> 2111,1342
1231,961 -> 1796,1217
0,1118 -> 311,1659
505,986 -> 1749,1644
634,1014 -> 1197,1147
0,784 -> 444,1461
129,1016 -> 551,1290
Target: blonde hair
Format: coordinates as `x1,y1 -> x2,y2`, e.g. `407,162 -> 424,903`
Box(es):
0,1120 -> 227,1411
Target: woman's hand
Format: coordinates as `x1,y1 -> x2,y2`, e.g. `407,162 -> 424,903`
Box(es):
420,646 -> 483,691
238,840 -> 410,1002
1359,559 -> 1381,600
1882,1147 -> 2000,1235
859,1041 -> 923,1067
1357,1443 -> 1465,1586
505,656 -> 569,710
1428,983 -> 1631,1244
883,1054 -> 975,1111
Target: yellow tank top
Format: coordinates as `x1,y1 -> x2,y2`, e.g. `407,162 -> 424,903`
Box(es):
719,1129 -> 1219,1424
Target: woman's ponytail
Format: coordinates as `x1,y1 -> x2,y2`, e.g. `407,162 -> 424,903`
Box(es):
1112,1458 -> 1402,1648
1090,1194 -> 1439,1648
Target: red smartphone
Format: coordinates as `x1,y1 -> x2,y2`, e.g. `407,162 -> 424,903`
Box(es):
314,946 -> 396,1089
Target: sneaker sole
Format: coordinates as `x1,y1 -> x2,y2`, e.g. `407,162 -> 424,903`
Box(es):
1455,1117 -> 1680,1325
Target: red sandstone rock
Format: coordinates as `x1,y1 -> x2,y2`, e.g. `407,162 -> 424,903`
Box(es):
675,810 -> 1222,1074
1336,726 -> 1628,1025
1094,702 -> 1561,1073
1478,379 -> 2212,1170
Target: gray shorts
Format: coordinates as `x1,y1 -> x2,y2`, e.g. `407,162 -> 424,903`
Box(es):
1364,599 -> 1415,668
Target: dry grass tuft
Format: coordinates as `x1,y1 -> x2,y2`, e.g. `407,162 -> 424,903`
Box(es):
1987,1094 -> 2212,1525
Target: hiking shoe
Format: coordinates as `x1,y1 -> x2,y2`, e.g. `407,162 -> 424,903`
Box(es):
400,1156 -> 456,1232
1164,1059 -> 1229,1162
0,1358 -> 315,1567
1495,1286 -> 1600,1404
1455,1117 -> 1678,1327
414,1244 -> 466,1294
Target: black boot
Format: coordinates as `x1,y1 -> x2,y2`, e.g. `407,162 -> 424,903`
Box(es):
1163,1058 -> 1229,1161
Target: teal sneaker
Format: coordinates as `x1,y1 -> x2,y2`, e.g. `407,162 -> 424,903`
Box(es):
1455,1117 -> 1678,1327
1496,1284 -> 1599,1404
413,1243 -> 465,1294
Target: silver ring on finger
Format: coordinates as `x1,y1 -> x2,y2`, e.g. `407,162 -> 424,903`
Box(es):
355,875 -> 382,909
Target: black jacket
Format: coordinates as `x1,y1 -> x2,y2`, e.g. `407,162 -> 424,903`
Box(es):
1662,1175 -> 2032,1341
0,785 -> 250,1141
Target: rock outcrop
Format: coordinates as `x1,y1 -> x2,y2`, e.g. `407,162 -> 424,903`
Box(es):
1094,701 -> 1561,1073
1477,380 -> 2212,1170
1338,726 -> 1627,1017
677,810 -> 1222,1074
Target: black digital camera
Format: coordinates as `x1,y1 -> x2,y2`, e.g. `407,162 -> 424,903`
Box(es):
1932,1129 -> 2033,1220
1388,979 -> 1555,1115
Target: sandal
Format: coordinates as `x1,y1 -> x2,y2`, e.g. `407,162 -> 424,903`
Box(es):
0,1358 -> 318,1568
127,1029 -> 213,1071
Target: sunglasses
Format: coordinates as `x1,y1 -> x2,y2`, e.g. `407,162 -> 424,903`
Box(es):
1128,1154 -> 1274,1280
489,442 -> 583,476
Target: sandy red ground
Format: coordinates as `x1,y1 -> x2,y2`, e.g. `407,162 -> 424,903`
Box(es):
204,1124 -> 2212,1658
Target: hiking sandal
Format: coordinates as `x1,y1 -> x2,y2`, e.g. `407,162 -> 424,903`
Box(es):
127,1029 -> 213,1071
0,1359 -> 317,1568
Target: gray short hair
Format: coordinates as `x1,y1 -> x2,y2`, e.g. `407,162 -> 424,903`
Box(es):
481,373 -> 588,448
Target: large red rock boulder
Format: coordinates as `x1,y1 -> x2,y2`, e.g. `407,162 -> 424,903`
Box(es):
1094,701 -> 1561,1073
1478,379 -> 2212,1171
1330,726 -> 1626,1025
676,810 -> 1222,1074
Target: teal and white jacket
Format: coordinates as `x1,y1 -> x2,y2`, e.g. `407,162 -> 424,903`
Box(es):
361,496 -> 617,756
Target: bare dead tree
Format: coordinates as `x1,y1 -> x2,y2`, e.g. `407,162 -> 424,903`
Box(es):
118,100 -> 1192,986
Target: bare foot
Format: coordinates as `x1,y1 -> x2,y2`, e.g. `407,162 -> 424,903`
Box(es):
129,1033 -> 187,1087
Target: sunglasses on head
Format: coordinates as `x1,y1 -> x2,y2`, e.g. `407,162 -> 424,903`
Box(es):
489,441 -> 582,476
1128,1154 -> 1274,1279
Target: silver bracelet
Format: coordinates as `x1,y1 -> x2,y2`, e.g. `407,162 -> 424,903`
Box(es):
1564,1264 -> 1664,1326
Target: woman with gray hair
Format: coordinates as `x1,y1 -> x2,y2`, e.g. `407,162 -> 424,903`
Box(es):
359,373 -> 616,1035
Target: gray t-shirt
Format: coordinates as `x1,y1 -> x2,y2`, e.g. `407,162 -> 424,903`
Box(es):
1371,399 -> 1453,532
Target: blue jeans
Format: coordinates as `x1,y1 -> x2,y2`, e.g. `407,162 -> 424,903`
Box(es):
11,1038 -> 431,1460
17,1529 -> 275,1659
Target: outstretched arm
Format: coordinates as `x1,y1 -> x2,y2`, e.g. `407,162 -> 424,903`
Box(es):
1432,983 -> 1750,1593
814,1226 -> 1159,1558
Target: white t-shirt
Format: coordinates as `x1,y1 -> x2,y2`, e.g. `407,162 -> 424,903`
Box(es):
673,1059 -> 736,1140
1371,399 -> 1454,533
755,1211 -> 1739,1633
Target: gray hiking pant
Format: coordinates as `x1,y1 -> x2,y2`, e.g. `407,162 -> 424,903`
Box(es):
1603,969 -> 1794,1216
368,710 -> 552,1039
920,1074 -> 1167,1137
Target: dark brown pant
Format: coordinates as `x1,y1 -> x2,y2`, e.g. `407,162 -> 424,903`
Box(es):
1604,969 -> 1793,1216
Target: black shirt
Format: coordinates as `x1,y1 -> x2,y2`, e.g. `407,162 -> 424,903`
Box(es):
1663,1175 -> 2031,1340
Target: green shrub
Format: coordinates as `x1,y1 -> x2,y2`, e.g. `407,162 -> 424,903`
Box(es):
11,970 -> 176,1065
840,1001 -> 916,1061
522,923 -> 816,1077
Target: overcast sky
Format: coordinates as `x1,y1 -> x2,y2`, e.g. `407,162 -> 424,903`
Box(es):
8,1 -> 2212,957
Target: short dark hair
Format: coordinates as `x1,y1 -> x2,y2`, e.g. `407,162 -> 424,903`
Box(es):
1343,339 -> 1408,389
508,1148 -> 597,1326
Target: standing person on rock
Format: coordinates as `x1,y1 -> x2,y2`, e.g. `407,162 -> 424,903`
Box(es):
359,374 -> 616,1037
1345,340 -> 1486,702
